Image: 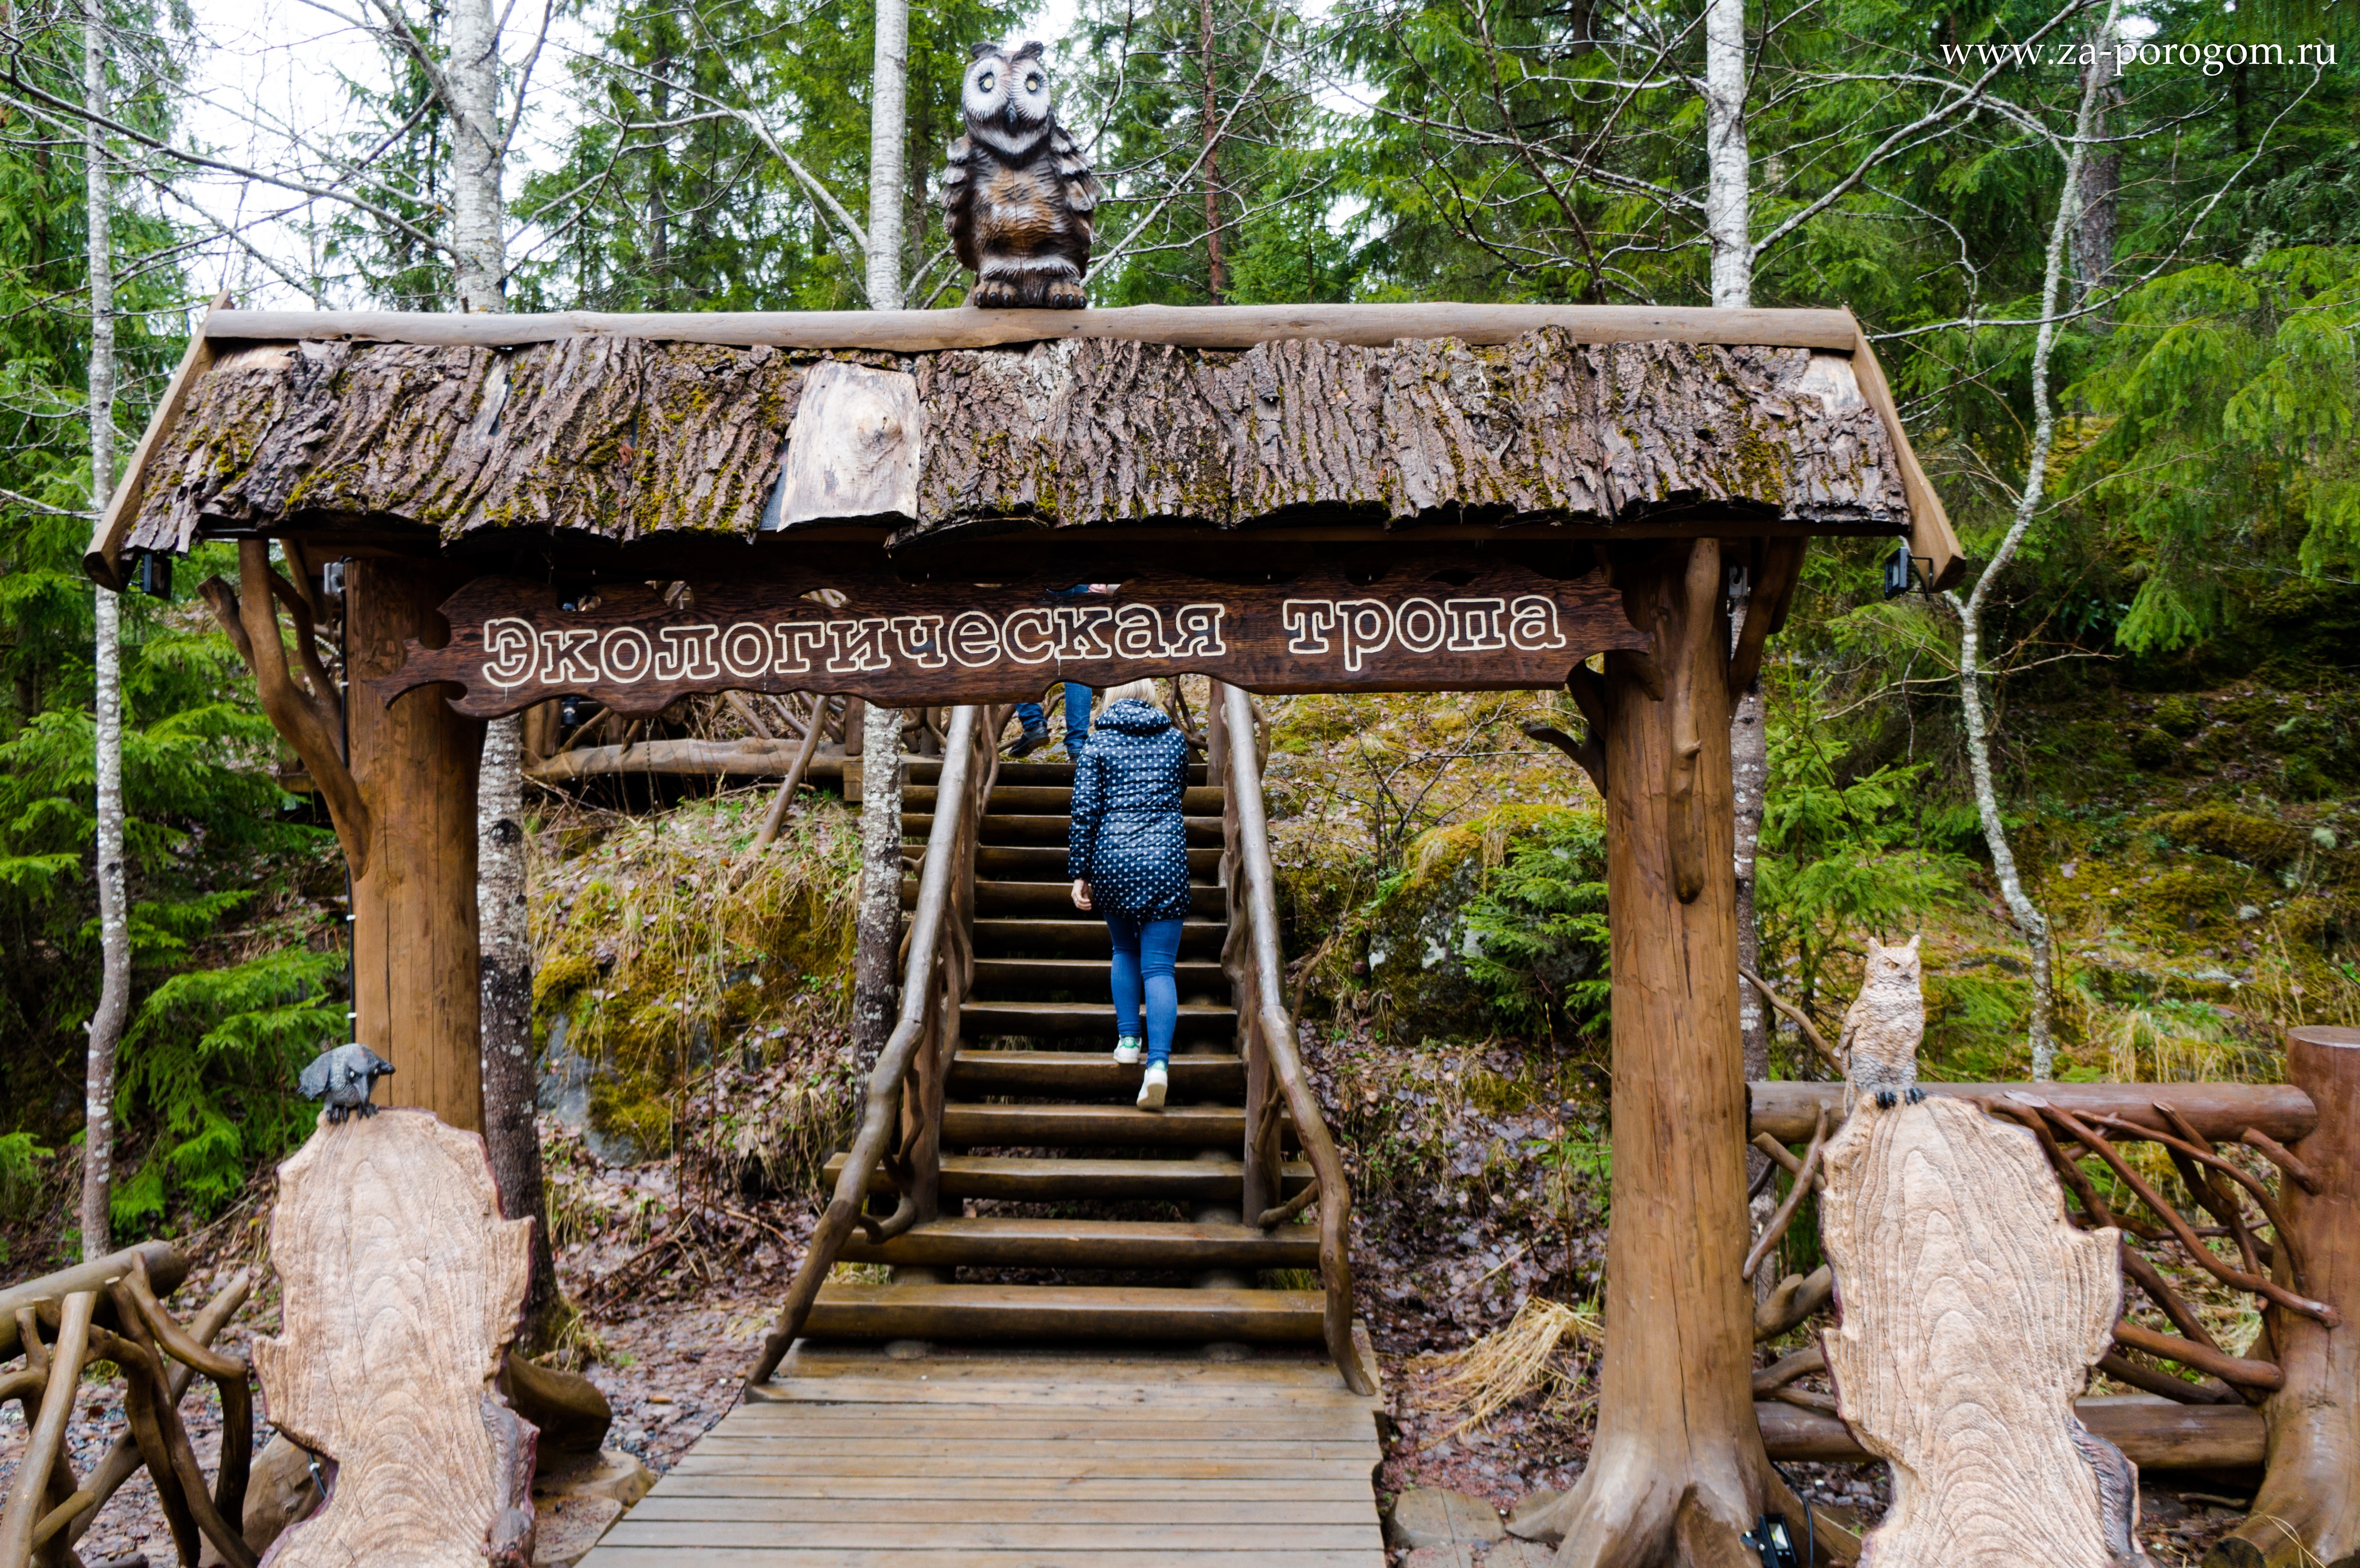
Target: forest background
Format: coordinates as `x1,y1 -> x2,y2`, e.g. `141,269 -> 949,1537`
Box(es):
0,0 -> 2355,1282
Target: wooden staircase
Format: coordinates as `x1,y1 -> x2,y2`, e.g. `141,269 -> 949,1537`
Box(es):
808,752 -> 1327,1347
745,693 -> 1371,1397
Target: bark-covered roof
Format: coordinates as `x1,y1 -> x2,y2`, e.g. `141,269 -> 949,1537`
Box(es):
93,304 -> 1958,584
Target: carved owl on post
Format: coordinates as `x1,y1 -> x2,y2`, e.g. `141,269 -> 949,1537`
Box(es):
943,41 -> 1100,309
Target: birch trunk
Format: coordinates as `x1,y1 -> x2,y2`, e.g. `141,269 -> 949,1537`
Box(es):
440,0 -> 553,1315
1200,0 -> 1227,303
476,707 -> 553,1328
851,702 -> 905,1079
1704,0 -> 1774,1191
81,0 -> 126,1259
865,0 -> 908,313
853,1 -> 910,1075
446,0 -> 505,314
1944,4 -> 2114,1082
1702,0 -> 1750,313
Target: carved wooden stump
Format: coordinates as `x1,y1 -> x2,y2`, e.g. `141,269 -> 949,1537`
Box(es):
1820,1096 -> 2144,1567
254,1109 -> 536,1568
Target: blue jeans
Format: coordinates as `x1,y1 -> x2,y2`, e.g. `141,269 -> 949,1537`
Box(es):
1105,913 -> 1184,1068
1016,683 -> 1091,742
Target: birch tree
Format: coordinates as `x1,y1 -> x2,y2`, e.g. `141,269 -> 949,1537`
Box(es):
1941,8 -> 2121,1082
853,0 -> 911,1076
1699,0 -> 1773,1086
439,0 -> 557,1321
79,0 -> 126,1258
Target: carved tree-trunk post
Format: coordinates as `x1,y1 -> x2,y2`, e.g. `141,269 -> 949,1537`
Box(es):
347,560 -> 487,1132
2211,1025 -> 2360,1568
1516,539 -> 1786,1563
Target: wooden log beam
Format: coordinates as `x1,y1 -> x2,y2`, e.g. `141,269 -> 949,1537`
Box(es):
1757,1400 -> 2266,1471
1749,1080 -> 2317,1145
199,302 -> 1865,352
1509,542 -> 1765,1563
119,332 -> 1914,565
2211,1026 -> 2360,1568
0,1244 -> 186,1360
348,560 -> 486,1133
524,738 -> 849,785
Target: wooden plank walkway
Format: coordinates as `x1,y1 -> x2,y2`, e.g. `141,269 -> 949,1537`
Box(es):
578,1348 -> 1387,1566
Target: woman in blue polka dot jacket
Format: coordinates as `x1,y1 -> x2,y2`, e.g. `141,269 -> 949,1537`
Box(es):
1067,679 -> 1193,1110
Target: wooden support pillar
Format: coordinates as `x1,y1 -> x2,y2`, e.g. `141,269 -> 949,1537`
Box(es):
2211,1025 -> 2360,1568
345,560 -> 485,1134
1515,539 -> 1796,1564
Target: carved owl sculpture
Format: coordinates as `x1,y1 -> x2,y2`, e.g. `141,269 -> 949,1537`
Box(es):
1842,933 -> 1925,1110
943,41 -> 1100,309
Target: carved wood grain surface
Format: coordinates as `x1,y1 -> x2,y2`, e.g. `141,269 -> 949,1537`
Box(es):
776,362 -> 921,527
123,331 -> 1907,555
254,1109 -> 536,1568
373,559 -> 1649,716
1819,1096 -> 2143,1568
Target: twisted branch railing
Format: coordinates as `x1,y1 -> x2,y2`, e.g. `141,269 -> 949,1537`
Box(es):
745,705 -> 983,1388
1215,681 -> 1375,1396
0,1245 -> 254,1568
1743,1026 -> 2360,1568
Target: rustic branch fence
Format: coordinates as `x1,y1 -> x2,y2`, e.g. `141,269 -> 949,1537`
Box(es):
0,1244 -> 255,1568
1745,1026 -> 2360,1566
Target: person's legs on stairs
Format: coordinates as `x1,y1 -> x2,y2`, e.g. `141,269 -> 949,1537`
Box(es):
1105,911 -> 1145,1064
1135,916 -> 1183,1110
1061,683 -> 1094,756
1008,700 -> 1051,757
1138,917 -> 1184,1070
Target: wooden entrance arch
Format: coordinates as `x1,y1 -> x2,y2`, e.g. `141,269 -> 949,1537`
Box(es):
89,300 -> 1963,1565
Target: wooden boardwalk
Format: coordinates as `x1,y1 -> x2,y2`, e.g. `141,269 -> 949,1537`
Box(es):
578,1348 -> 1387,1566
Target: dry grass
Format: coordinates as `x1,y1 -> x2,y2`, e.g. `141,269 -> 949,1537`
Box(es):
1429,1295 -> 1602,1435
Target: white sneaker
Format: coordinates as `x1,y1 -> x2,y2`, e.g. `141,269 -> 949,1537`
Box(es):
1136,1063 -> 1168,1111
1112,1036 -> 1143,1065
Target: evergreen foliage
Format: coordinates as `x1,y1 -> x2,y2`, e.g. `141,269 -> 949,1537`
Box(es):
1460,810 -> 1612,1043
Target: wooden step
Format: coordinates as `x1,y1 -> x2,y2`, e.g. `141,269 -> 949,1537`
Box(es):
966,882 -> 1227,918
973,920 -> 1229,957
836,1216 -> 1317,1271
911,882 -> 1227,919
876,758 -> 1209,788
943,1103 -> 1286,1150
970,956 -> 1229,996
977,844 -> 1223,881
962,999 -> 1236,1038
804,1283 -> 1324,1344
907,782 -> 1215,814
823,1152 -> 1313,1201
950,1049 -> 1244,1099
988,759 -> 1212,787
984,785 -> 1227,815
905,880 -> 1226,918
905,814 -> 1226,846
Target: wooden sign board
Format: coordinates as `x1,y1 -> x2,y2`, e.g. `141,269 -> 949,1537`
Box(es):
376,560 -> 1649,717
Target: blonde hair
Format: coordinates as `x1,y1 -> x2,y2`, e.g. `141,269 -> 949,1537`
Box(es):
1101,678 -> 1162,710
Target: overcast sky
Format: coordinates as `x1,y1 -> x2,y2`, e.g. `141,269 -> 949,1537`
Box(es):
169,0 -> 1072,313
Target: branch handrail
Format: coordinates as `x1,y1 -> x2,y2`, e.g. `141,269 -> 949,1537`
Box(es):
0,1247 -> 254,1568
1745,1073 -> 2339,1420
746,704 -> 982,1389
1219,682 -> 1375,1397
